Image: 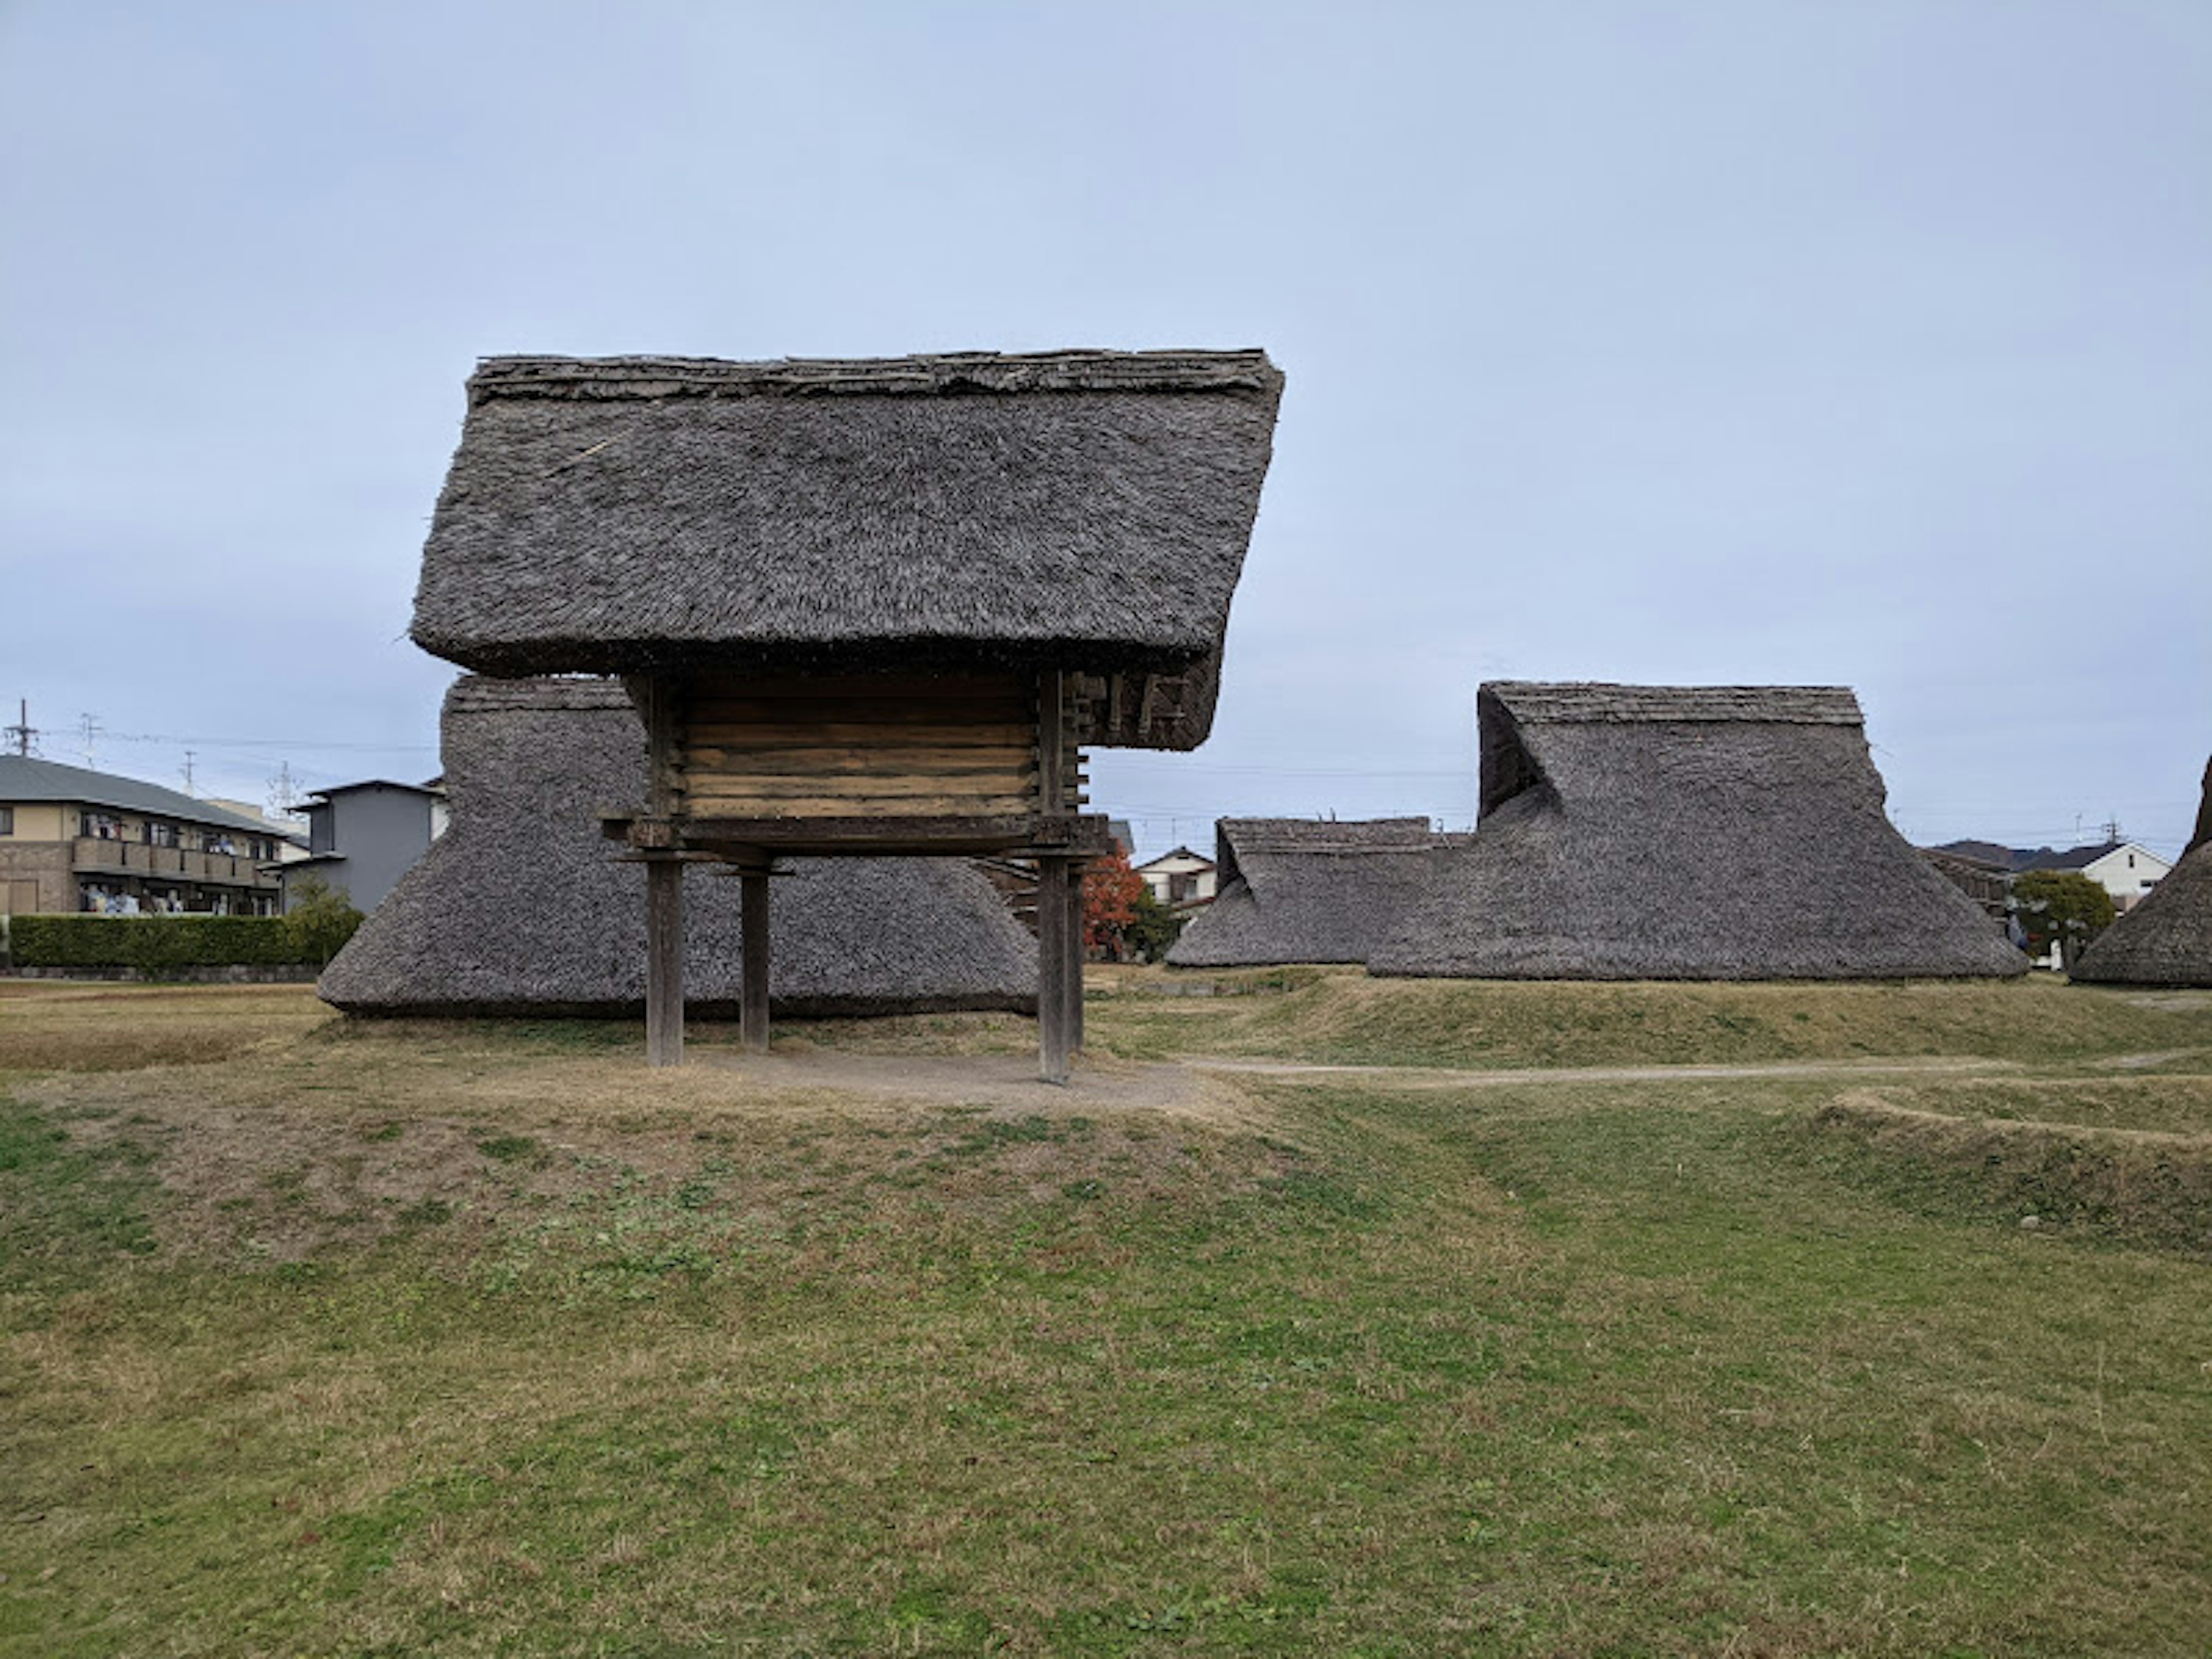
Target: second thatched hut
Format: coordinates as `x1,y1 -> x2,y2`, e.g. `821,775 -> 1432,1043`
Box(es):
2070,757 -> 2212,987
1166,817 -> 1444,967
1369,682 -> 2029,981
320,678 -> 1038,1017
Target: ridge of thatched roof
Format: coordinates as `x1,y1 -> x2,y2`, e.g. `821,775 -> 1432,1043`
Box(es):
2071,757 -> 2212,987
1372,681 -> 2028,981
408,349 -> 1282,750
319,676 -> 1037,1017
1168,816 -> 1442,968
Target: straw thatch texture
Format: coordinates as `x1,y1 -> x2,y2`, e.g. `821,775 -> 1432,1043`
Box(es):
410,351 -> 1282,749
2071,758 -> 2212,986
320,678 -> 1037,1016
1168,819 -> 1442,966
1371,683 -> 2028,981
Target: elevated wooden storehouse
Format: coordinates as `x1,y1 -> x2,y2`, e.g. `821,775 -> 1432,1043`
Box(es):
320,679 -> 1041,1017
2071,757 -> 2212,987
410,350 -> 1282,1076
1370,683 -> 2030,980
1166,817 -> 1442,967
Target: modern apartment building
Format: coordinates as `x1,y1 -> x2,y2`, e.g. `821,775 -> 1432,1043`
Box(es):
0,755 -> 293,916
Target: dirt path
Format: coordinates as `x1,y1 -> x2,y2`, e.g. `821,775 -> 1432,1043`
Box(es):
696,1049 -> 1263,1124
1179,1054 -> 2033,1089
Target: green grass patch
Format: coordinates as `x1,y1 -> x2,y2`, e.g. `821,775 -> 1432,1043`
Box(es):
1094,972 -> 2212,1071
2,983 -> 2210,1654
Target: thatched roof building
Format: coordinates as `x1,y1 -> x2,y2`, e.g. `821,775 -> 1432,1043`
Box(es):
1168,818 -> 1442,967
410,350 -> 1283,749
2070,757 -> 2212,987
1369,683 -> 2029,981
319,679 -> 1037,1017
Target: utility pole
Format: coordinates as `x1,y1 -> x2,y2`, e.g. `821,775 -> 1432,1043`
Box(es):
77,713 -> 101,770
3,700 -> 33,757
268,761 -> 302,819
181,750 -> 196,795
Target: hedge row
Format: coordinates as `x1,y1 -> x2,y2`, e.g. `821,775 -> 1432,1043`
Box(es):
7,913 -> 357,971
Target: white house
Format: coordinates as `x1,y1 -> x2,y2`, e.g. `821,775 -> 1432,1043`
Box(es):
1135,846 -> 1217,909
2019,840 -> 2173,914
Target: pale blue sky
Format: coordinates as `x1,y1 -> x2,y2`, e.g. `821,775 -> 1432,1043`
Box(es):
3,2 -> 2206,858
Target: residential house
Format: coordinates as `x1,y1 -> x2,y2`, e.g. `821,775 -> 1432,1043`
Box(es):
1136,846 -> 1218,910
1933,837 -> 2173,913
281,779 -> 448,915
0,755 -> 291,916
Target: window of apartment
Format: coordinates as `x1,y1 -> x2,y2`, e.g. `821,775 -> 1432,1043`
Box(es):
149,821 -> 180,849
0,805 -> 12,835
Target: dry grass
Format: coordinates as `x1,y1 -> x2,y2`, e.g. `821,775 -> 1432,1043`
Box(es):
3,978 -> 2210,1656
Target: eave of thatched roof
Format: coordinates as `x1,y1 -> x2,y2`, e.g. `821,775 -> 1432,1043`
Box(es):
319,676 -> 1037,1017
1373,681 -> 2028,982
408,350 -> 1282,748
2071,757 -> 2212,987
1168,817 -> 1440,967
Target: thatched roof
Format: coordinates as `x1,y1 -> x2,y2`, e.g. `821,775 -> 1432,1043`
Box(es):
409,351 -> 1283,749
1168,818 -> 1441,967
2071,757 -> 2212,987
319,677 -> 1037,1017
1370,682 -> 2028,980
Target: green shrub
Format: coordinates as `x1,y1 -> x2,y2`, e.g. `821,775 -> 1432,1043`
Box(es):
10,914 -> 319,971
281,874 -> 366,966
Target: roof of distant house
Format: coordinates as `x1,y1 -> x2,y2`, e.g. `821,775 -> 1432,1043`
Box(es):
0,755 -> 279,836
300,778 -> 446,805
1933,838 -> 2165,876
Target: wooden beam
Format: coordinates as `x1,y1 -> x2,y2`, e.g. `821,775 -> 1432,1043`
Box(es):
645,855 -> 684,1068
1037,856 -> 1071,1086
635,673 -> 687,1067
1066,859 -> 1086,1054
740,868 -> 770,1054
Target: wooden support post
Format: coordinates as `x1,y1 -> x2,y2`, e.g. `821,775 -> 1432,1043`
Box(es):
1037,855 -> 1071,1085
740,867 -> 771,1054
635,673 -> 687,1067
1066,858 -> 1086,1054
645,855 -> 684,1068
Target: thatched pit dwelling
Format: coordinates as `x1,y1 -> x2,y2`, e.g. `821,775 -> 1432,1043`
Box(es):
320,678 -> 1039,1017
407,350 -> 1282,1074
1369,683 -> 2029,981
2070,757 -> 2212,987
1166,818 -> 1444,967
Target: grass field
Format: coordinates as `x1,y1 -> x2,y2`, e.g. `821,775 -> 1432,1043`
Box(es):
3,975 -> 2210,1656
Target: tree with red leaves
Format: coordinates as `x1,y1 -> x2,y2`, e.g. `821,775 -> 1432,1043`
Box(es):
1081,849 -> 1147,960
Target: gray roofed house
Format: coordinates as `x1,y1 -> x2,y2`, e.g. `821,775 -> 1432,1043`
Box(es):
319,677 -> 1039,1017
0,755 -> 279,835
1168,818 -> 1441,967
283,779 -> 446,916
2070,757 -> 2212,987
410,350 -> 1283,751
1370,683 -> 2029,981
1,754 -> 292,917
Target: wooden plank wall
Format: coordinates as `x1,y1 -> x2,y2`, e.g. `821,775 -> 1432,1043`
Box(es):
681,672 -> 1056,820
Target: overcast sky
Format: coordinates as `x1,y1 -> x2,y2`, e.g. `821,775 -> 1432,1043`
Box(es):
3,2 -> 2206,861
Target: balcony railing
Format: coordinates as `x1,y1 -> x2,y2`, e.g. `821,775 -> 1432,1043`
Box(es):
71,838 -> 280,889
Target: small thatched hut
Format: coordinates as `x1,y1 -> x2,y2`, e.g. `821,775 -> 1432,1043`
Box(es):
2070,757 -> 2212,987
406,350 -> 1282,1074
1167,818 -> 1442,967
319,679 -> 1038,1017
1369,683 -> 2029,980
